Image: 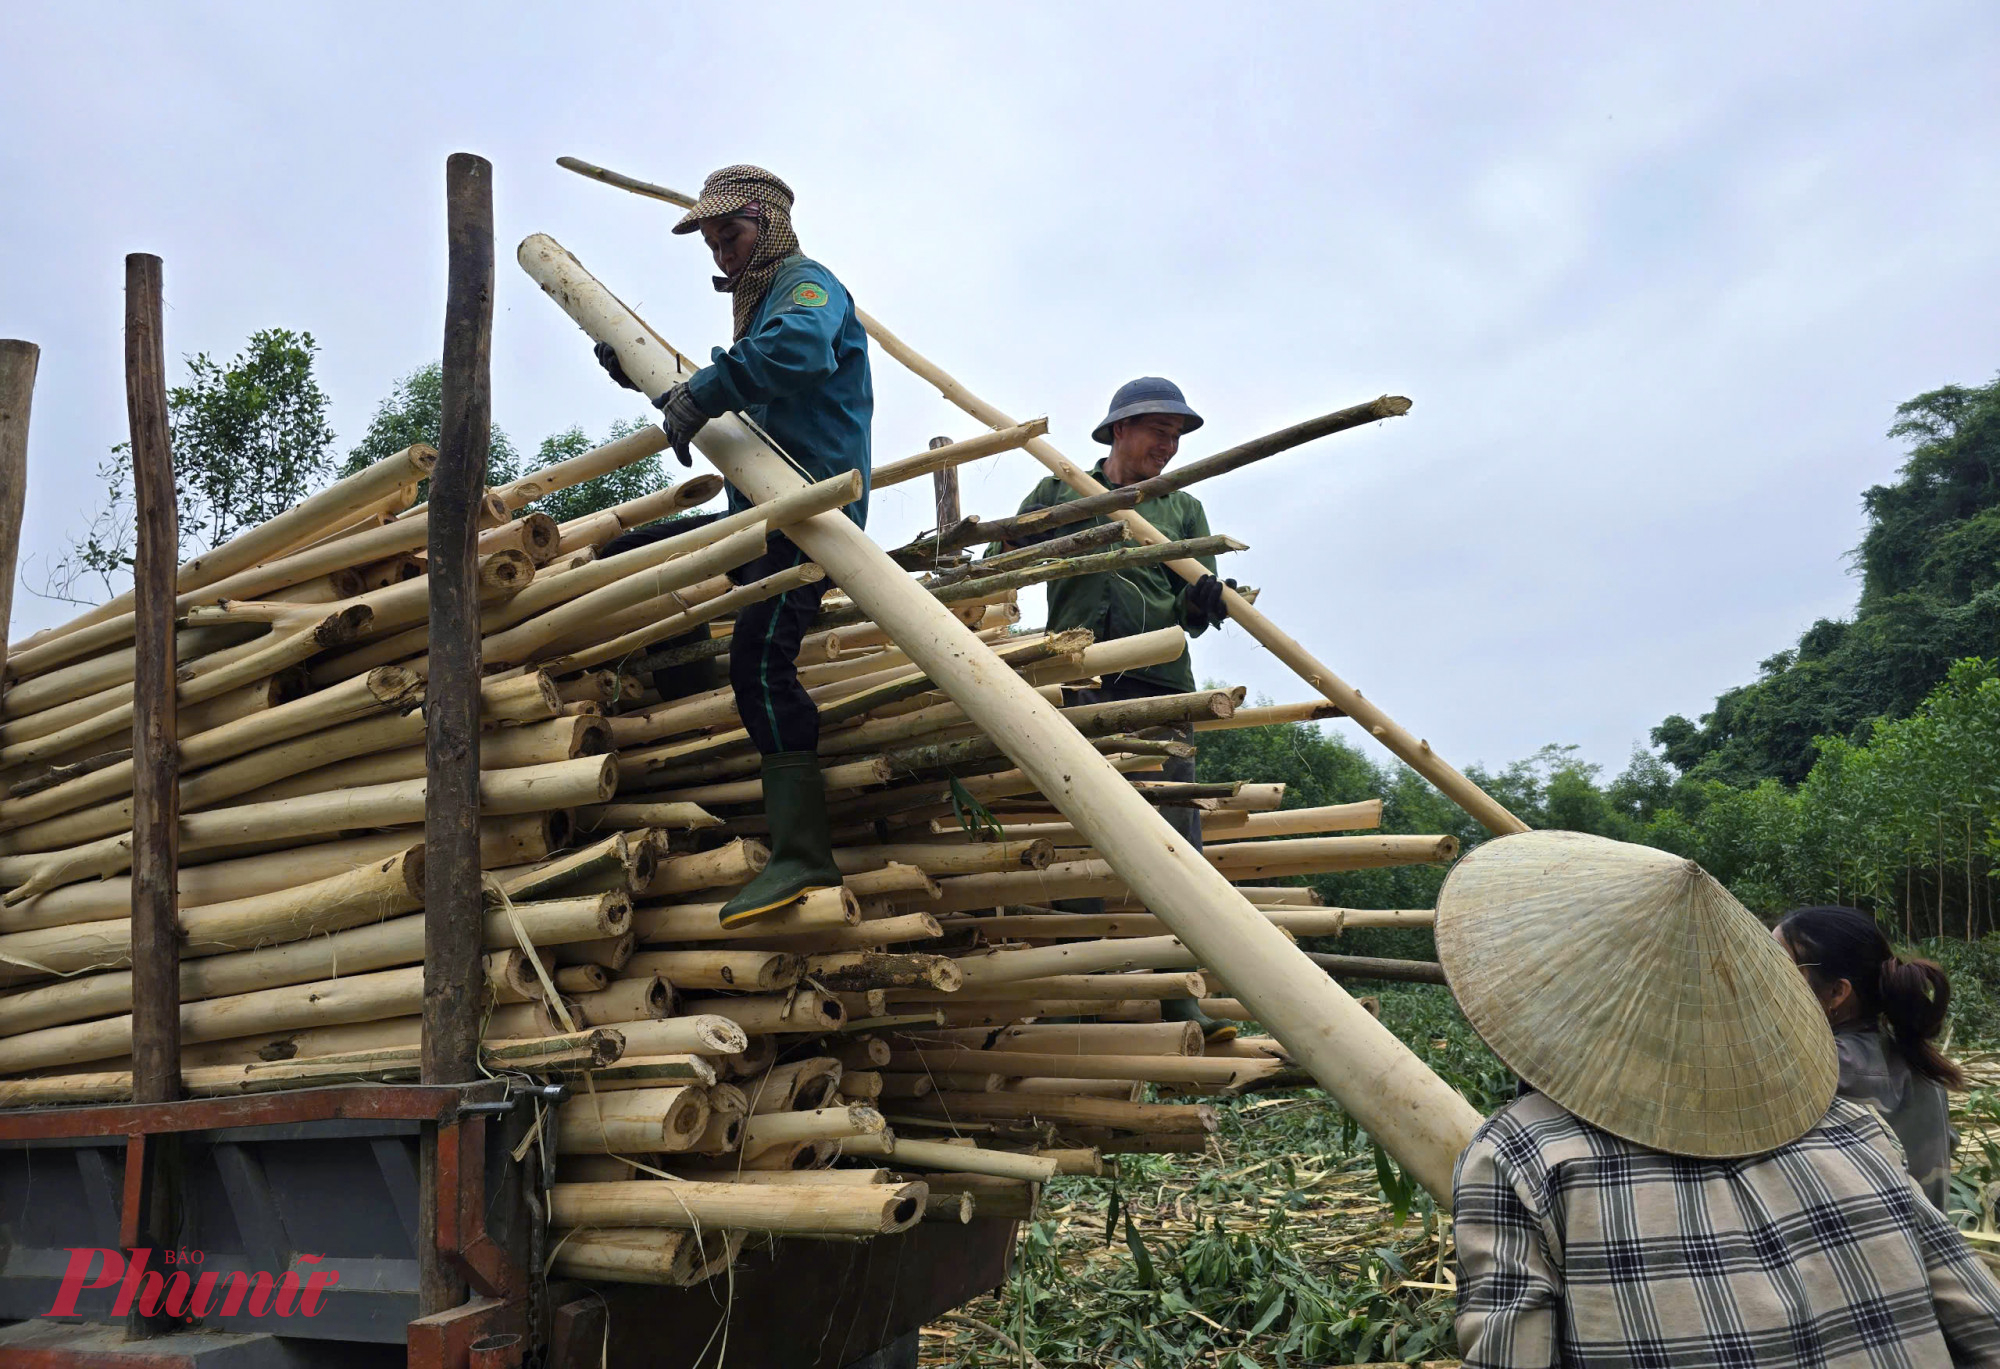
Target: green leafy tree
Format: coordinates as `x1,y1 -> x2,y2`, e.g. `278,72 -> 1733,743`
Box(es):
340,361 -> 521,487
1658,373 -> 2000,784
39,328 -> 335,604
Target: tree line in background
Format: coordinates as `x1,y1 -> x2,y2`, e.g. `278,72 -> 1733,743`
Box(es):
35,329 -> 670,604
1203,371 -> 2000,947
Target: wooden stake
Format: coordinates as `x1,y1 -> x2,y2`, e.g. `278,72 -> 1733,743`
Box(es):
419,151 -> 491,1317
124,256 -> 180,1108
0,340 -> 34,682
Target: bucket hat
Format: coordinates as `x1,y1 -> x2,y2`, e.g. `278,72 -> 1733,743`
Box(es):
673,165 -> 794,235
1092,377 -> 1205,444
1435,830 -> 1836,1157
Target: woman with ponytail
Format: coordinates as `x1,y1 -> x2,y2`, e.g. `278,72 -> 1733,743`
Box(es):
1777,904 -> 1962,1208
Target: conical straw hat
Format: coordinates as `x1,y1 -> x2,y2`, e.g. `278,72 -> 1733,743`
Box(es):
1435,830 -> 1836,1157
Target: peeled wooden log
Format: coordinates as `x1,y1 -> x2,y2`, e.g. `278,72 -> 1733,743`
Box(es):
2,1030 -> 618,1106
631,885 -> 856,943
720,1034 -> 777,1080
491,425 -> 680,514
576,801 -> 718,833
547,563 -> 826,676
552,481 -> 708,557
3,623 -> 260,720
554,964 -> 610,994
803,953 -> 961,993
869,419 -> 1050,489
0,608 -> 373,770
1005,798 -> 1380,847
829,1037 -> 890,1070
622,949 -> 802,992
814,684 -> 1064,760
645,838 -> 768,897
481,523 -> 773,668
0,673 -> 438,853
904,1092 -> 1217,1134
843,1135 -> 1059,1182
10,442 -> 436,657
0,962 -> 436,1072
568,1053 -> 719,1089
924,837 -> 1455,915
1009,1080 -> 1145,1101
889,972 -> 1206,1003
831,841 -> 1050,877
951,935 -> 1205,987
498,832 -> 639,901
948,908 -> 1429,940
731,912 -> 941,954
637,755 -> 889,807
842,863 -> 939,900
740,1105 -> 884,1160
680,991 -> 844,1035
888,1049 -> 1254,1087
0,847 -> 426,983
0,815 -> 554,934
615,1015 -> 748,1057
547,1178 -> 926,1236
839,1069 -> 883,1101
0,755 -> 614,905
876,1074 -> 935,1100
570,975 -> 672,1025
746,1057 -> 843,1113
556,1085 -> 710,1154
926,1002 -> 1156,1029
553,932 -> 634,971
902,1021 -> 1204,1057
914,1173 -> 1039,1219
236,714 -> 609,804
548,1228 -> 728,1287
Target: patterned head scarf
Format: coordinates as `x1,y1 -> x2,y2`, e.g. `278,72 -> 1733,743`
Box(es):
673,164 -> 801,340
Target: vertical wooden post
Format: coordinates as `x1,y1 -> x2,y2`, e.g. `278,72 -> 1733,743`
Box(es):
125,255 -> 182,1339
125,257 -> 180,1105
0,340 -> 36,677
928,435 -> 958,532
419,152 -> 493,1316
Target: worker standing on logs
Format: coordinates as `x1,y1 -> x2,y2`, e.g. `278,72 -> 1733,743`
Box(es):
1003,378 -> 1238,1043
594,164 -> 872,927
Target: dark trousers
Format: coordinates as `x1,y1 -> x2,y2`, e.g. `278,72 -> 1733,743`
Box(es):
728,534 -> 832,756
603,518 -> 833,757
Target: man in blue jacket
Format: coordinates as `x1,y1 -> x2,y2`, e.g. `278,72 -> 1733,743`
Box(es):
596,164 -> 872,927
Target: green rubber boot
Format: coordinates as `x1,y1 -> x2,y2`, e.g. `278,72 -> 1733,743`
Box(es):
718,752 -> 843,927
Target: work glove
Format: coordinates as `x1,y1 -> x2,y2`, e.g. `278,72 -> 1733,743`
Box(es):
653,382 -> 710,467
1185,574 -> 1238,630
594,341 -> 639,392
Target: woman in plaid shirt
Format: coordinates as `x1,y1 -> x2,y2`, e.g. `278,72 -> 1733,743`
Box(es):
1438,832 -> 2000,1368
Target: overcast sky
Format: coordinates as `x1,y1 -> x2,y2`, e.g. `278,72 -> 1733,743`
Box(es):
2,2 -> 1995,782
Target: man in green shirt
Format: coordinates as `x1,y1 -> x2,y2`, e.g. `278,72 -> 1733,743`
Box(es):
1006,377 -> 1237,1042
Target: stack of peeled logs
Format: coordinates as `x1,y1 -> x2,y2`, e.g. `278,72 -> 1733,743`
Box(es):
0,428 -> 1456,1289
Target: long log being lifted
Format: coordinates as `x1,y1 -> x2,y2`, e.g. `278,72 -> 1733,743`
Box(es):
552,156 -> 1526,838
518,233 -> 1483,1202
